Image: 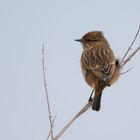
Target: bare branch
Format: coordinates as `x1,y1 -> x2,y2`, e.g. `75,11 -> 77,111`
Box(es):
119,25 -> 140,65
46,132 -> 51,140
120,46 -> 140,68
55,102 -> 92,139
46,115 -> 57,140
42,44 -> 54,140
120,67 -> 134,75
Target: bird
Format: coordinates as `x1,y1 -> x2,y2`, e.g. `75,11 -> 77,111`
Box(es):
75,31 -> 121,111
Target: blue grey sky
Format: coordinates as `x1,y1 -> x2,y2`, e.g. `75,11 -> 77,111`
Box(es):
0,0 -> 140,140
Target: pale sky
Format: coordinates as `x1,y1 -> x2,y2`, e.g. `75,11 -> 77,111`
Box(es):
0,0 -> 140,140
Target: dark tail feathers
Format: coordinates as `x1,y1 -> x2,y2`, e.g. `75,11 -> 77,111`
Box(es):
92,92 -> 102,111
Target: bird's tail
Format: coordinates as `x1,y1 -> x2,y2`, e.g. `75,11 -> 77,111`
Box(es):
92,89 -> 103,111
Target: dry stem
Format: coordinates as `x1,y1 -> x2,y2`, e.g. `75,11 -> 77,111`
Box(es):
119,25 -> 140,65
42,44 -> 54,140
55,102 -> 92,139
120,46 -> 140,68
47,115 -> 57,140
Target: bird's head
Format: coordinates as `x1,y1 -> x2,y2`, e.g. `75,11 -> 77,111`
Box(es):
75,31 -> 104,50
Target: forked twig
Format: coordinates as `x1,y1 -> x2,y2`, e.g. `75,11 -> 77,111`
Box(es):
120,46 -> 140,68
42,45 -> 92,140
119,25 -> 140,65
42,44 -> 54,140
47,115 -> 57,140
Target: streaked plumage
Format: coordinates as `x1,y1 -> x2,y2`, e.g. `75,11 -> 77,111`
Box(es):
75,31 -> 120,111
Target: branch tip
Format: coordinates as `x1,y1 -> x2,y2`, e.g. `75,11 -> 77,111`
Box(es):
119,25 -> 140,66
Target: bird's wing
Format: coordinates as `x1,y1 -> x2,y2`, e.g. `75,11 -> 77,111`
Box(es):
81,46 -> 115,82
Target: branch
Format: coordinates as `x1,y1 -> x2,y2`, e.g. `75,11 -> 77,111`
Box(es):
42,44 -> 54,140
120,46 -> 140,68
120,67 -> 134,75
42,45 -> 92,140
55,102 -> 92,140
47,115 -> 57,140
119,25 -> 140,65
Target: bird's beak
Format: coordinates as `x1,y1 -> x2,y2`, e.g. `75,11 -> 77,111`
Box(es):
74,39 -> 82,42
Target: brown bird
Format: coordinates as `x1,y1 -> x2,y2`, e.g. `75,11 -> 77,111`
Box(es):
75,31 -> 120,111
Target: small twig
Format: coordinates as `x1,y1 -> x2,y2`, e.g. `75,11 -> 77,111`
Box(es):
42,44 -> 54,140
119,25 -> 140,65
46,132 -> 51,140
55,102 -> 92,140
47,115 -> 57,140
120,46 -> 140,68
121,67 -> 134,75
52,114 -> 57,128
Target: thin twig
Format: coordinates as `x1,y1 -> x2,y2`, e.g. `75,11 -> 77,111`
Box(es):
120,67 -> 134,75
119,25 -> 140,65
120,46 -> 140,68
55,102 -> 92,140
42,44 -> 54,140
46,132 -> 51,140
47,115 -> 57,140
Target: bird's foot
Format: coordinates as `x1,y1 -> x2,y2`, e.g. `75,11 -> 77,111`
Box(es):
88,89 -> 94,102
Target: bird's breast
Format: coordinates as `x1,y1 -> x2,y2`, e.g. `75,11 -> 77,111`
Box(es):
81,66 -> 96,88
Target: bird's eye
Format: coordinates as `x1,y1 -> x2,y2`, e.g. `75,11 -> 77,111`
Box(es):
86,39 -> 92,43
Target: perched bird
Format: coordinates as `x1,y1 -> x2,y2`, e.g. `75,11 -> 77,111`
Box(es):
75,31 -> 120,111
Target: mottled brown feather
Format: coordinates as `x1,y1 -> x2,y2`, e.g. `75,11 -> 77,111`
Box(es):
81,39 -> 116,86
